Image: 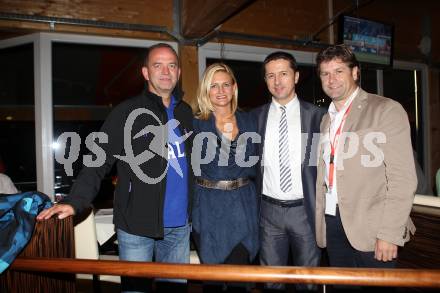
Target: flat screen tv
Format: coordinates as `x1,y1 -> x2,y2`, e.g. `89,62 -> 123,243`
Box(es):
339,15 -> 394,67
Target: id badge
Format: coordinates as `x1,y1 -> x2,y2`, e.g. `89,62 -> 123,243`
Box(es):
325,191 -> 337,216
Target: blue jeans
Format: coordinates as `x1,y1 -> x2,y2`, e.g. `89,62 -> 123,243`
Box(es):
117,224 -> 190,293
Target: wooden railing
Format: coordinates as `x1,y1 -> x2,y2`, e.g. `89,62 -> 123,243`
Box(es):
10,257 -> 440,288
2,203 -> 440,292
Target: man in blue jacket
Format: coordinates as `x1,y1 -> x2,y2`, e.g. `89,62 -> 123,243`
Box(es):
38,43 -> 194,292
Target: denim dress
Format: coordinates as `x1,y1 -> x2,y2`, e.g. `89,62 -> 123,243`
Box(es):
192,111 -> 259,264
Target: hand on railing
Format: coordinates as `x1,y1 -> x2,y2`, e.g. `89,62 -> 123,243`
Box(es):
37,203 -> 75,221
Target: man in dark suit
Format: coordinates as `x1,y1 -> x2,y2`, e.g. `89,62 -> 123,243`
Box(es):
253,51 -> 325,290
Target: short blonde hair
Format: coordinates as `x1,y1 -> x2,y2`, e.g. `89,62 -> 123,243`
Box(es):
195,63 -> 238,120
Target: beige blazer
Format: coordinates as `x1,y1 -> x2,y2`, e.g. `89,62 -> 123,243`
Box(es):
315,89 -> 417,252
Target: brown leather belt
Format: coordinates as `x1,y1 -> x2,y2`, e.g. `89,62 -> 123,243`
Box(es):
196,178 -> 249,190
262,194 -> 303,207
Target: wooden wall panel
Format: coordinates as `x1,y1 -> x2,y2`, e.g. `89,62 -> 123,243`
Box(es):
181,0 -> 253,39
221,0 -> 330,44
0,0 -> 173,30
0,19 -> 170,40
398,204 -> 440,269
180,45 -> 199,110
0,0 -> 438,62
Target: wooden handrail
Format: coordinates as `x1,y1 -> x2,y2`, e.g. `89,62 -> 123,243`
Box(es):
10,257 -> 440,288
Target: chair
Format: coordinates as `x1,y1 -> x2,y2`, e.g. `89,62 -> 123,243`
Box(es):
74,209 -> 99,281
75,208 -> 121,285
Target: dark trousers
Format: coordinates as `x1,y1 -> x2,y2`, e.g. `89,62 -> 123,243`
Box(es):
325,208 -> 396,292
259,198 -> 321,291
325,208 -> 396,268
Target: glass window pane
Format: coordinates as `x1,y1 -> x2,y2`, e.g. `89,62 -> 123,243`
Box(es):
53,43 -> 146,106
52,43 -> 146,206
360,67 -> 377,94
297,65 -> 330,108
383,68 -> 423,167
0,43 -> 36,191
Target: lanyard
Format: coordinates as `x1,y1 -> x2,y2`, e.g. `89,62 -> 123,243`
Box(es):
328,102 -> 353,190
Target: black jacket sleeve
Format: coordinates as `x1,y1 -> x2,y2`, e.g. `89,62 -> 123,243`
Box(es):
62,103 -> 127,213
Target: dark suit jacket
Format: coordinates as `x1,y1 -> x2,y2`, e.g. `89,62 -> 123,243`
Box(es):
252,99 -> 326,233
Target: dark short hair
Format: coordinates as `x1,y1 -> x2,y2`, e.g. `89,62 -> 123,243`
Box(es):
144,43 -> 179,66
262,51 -> 298,77
316,44 -> 359,73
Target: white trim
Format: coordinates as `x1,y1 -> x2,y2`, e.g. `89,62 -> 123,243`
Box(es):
414,194 -> 440,207
198,43 -> 317,80
34,33 -> 54,197
0,34 -> 37,49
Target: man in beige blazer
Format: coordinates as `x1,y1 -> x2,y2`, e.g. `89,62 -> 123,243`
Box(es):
315,45 -> 416,268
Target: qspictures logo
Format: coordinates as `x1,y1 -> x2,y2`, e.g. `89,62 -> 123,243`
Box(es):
54,108 -> 192,184
54,108 -> 387,184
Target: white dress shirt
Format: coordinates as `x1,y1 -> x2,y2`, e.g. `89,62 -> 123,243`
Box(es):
262,96 -> 303,200
323,87 -> 359,211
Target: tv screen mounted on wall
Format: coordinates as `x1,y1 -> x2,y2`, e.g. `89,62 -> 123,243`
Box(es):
339,15 -> 394,67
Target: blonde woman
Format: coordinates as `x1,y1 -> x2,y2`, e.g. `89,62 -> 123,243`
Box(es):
192,63 -> 259,278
